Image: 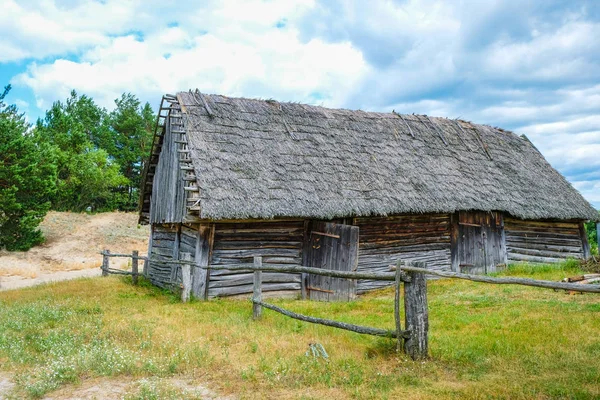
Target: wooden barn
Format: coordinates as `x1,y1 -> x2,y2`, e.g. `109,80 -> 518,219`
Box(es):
138,90 -> 598,300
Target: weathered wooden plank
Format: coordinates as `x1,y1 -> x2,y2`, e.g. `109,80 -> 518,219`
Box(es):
450,212 -> 459,272
181,253 -> 193,302
504,218 -> 581,229
192,224 -> 213,300
506,236 -> 583,247
209,282 -> 300,297
151,247 -> 175,257
209,273 -> 300,288
580,222 -> 591,259
213,241 -> 302,250
399,264 -> 600,293
508,253 -> 570,264
152,231 -> 177,241
212,248 -> 301,258
252,257 -> 262,319
354,214 -> 449,224
506,246 -> 583,258
151,239 -> 176,249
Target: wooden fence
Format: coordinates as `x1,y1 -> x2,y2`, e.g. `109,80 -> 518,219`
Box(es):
100,249 -> 148,285
101,250 -> 600,360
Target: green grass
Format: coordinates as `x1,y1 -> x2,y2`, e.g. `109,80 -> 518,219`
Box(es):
0,262 -> 599,399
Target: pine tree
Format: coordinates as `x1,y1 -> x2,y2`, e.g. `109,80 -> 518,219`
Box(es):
0,85 -> 57,250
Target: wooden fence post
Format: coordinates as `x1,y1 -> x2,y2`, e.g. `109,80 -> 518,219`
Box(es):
181,252 -> 193,303
394,260 -> 403,353
253,256 -> 263,320
131,250 -> 139,285
102,249 -> 110,277
143,258 -> 148,277
403,261 -> 428,360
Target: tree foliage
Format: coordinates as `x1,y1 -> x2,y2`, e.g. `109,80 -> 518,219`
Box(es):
0,85 -> 57,250
104,93 -> 154,210
585,212 -> 599,255
32,91 -> 155,212
33,91 -> 127,211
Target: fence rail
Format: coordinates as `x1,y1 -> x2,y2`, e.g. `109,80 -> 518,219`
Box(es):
394,264 -> 600,294
101,249 -> 600,361
100,249 -> 147,284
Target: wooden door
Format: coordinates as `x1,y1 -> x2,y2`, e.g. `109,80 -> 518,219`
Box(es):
458,211 -> 505,274
306,222 -> 359,301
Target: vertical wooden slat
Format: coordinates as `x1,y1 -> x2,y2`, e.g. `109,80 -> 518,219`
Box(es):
173,224 -> 181,259
450,212 -> 459,272
301,220 -> 311,300
253,256 -> 263,320
580,222 -> 591,259
193,224 -> 213,300
181,252 -> 192,303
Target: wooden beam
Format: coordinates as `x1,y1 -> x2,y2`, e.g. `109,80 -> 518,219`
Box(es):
403,262 -> 429,360
450,212 -> 460,272
253,257 -> 263,319
398,264 -> 600,293
254,300 -> 411,339
580,222 -> 591,259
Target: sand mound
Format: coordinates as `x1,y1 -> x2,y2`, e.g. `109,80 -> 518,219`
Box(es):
0,211 -> 149,289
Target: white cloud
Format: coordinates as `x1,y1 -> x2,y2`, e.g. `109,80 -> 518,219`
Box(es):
13,4 -> 365,110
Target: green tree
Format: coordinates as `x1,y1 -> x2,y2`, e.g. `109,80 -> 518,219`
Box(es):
585,212 -> 599,255
33,90 -> 127,211
0,85 -> 57,250
104,93 -> 155,210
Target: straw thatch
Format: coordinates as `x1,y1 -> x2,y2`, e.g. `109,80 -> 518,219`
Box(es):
170,91 -> 597,221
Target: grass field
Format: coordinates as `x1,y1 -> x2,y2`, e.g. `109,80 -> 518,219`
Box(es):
0,262 -> 599,399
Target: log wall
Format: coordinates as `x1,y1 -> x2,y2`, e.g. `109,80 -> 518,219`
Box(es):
207,220 -> 304,297
354,214 -> 452,293
504,217 -> 584,263
147,224 -> 180,288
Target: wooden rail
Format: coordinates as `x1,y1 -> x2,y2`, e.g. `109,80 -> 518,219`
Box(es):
100,249 -> 146,284
121,251 -> 600,361
394,264 -> 600,294
248,257 -> 419,358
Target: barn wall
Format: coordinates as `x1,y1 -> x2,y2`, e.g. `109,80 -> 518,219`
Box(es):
207,220 -> 304,298
354,214 -> 452,293
149,116 -> 187,224
146,224 -> 179,288
504,217 -> 584,263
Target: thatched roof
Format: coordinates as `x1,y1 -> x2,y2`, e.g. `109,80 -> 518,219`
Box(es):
154,90 -> 598,221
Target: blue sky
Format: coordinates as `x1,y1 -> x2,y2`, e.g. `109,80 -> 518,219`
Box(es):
1,0 -> 599,208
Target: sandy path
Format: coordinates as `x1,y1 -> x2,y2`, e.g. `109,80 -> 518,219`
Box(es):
0,268 -> 102,291
0,373 -> 14,400
0,211 -> 148,291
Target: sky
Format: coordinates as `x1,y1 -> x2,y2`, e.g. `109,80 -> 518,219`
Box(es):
1,0 -> 599,209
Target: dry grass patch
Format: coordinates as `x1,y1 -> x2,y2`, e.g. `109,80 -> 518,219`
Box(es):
0,262 -> 599,399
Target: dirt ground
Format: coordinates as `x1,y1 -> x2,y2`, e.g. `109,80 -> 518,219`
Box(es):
0,374 -> 233,400
0,211 -> 149,291
0,373 -> 14,400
